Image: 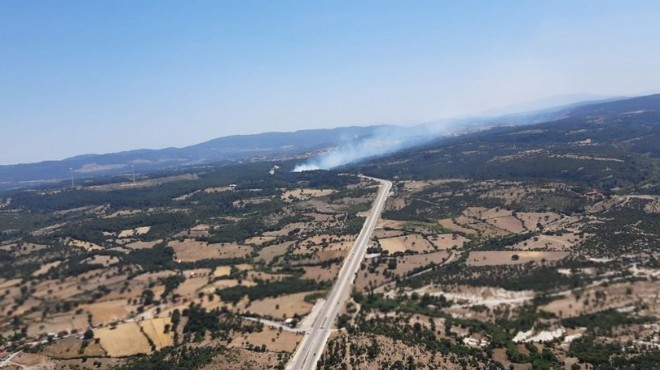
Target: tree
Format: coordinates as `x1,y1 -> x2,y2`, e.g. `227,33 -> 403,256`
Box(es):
83,329 -> 94,340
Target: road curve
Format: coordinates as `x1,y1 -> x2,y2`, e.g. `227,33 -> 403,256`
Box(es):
287,176 -> 392,370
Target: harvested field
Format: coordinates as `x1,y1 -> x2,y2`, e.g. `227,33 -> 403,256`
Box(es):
84,255 -> 120,266
31,261 -> 62,277
169,239 -> 220,261
282,188 -> 336,202
213,266 -> 232,277
483,215 -> 526,233
27,313 -> 88,337
139,317 -> 173,350
466,251 -> 569,266
302,264 -> 341,281
80,300 -> 131,325
428,234 -> 467,250
43,336 -> 105,358
510,233 -> 582,251
438,218 -> 476,235
174,276 -> 209,297
124,239 -> 162,250
231,325 -> 302,352
118,226 -> 151,238
65,238 -> 102,251
96,322 -> 152,356
257,241 -> 293,263
373,228 -> 405,239
243,291 -> 316,319
516,212 -> 562,229
245,235 -> 277,245
378,234 -> 434,253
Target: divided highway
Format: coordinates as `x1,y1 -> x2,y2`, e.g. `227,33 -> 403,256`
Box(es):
287,176 -> 392,370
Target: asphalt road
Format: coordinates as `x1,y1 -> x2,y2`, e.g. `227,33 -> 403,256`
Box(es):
287,176 -> 392,370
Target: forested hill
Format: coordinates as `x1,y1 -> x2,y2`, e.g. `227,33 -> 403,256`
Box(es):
357,94 -> 660,193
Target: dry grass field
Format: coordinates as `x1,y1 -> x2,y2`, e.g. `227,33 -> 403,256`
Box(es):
230,326 -> 303,352
301,264 -> 341,281
27,313 -> 89,337
243,291 -> 317,319
437,218 -> 476,235
96,322 -> 152,357
428,233 -> 467,250
139,317 -> 174,350
539,280 -> 659,318
169,239 -> 221,261
257,241 -> 293,263
43,336 -> 105,358
466,251 -> 569,266
80,300 -> 131,325
118,226 -> 151,238
377,234 -> 434,253
509,233 -> 582,251
281,188 -> 336,202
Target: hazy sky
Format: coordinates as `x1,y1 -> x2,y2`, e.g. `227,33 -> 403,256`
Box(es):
2,1 -> 660,165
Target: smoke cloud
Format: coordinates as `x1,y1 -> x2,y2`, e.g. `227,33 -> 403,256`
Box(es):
293,123 -> 451,172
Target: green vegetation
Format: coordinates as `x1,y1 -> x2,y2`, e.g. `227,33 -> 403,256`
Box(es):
217,278 -> 332,304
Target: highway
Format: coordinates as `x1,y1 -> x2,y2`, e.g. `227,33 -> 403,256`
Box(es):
287,176 -> 392,370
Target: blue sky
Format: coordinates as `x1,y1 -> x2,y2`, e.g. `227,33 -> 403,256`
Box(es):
2,1 -> 660,164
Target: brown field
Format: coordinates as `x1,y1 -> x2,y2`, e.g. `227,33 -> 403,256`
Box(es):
213,266 -> 232,277
301,264 -> 341,281
43,336 -> 105,358
96,322 -> 152,356
83,255 -> 120,266
454,215 -> 510,237
169,239 -> 220,261
8,352 -> 49,367
31,261 -> 62,277
217,242 -> 253,259
378,234 -> 434,253
438,218 -> 477,235
373,228 -> 405,239
257,241 -> 293,263
230,325 -> 302,352
282,188 -> 336,202
65,238 -> 103,251
139,317 -> 174,350
118,226 -> 151,238
466,251 -> 569,266
124,239 -> 162,250
174,276 -> 209,297
27,313 -> 89,337
263,222 -> 308,238
516,212 -> 562,229
80,300 -> 131,325
201,279 -> 256,294
539,280 -> 658,318
243,291 -> 316,319
484,215 -> 526,233
0,278 -> 21,289
510,233 -> 582,251
428,233 -> 468,250
245,235 -> 277,245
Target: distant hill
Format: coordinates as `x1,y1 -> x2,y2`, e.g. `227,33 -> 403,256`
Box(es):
0,126 -> 390,189
356,94 -> 660,193
3,94 -> 659,190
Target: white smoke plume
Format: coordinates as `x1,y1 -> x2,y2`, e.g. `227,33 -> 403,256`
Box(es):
293,124 -> 448,172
